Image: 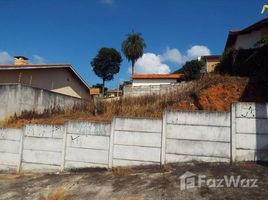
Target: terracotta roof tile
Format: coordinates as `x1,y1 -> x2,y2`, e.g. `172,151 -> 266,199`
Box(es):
132,74 -> 183,79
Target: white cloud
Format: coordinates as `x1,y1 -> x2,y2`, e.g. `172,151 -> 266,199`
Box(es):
160,45 -> 211,65
32,55 -> 46,64
159,48 -> 183,64
132,53 -> 171,74
0,51 -> 13,64
100,0 -> 114,5
186,45 -> 211,60
129,45 -> 211,74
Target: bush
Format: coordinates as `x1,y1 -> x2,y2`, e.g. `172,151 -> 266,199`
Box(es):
178,60 -> 205,81
215,46 -> 268,80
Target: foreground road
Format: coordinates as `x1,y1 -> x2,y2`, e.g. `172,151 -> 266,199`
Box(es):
0,162 -> 268,200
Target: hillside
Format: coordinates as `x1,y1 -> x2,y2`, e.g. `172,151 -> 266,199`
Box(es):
1,73 -> 257,128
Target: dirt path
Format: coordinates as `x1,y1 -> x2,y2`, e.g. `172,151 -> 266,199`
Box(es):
0,162 -> 267,200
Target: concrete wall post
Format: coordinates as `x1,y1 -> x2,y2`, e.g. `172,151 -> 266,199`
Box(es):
17,126 -> 25,173
161,111 -> 167,165
108,118 -> 115,168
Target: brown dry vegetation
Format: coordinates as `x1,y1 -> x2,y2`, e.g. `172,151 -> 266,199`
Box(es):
1,74 -> 250,128
39,188 -> 66,200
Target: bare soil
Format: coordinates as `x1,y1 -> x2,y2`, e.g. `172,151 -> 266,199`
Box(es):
0,162 -> 268,200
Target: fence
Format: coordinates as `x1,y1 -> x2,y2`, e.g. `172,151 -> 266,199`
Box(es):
232,103 -> 268,162
163,111 -> 231,163
0,102 -> 267,172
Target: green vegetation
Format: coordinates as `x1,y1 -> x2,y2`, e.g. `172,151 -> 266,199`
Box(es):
91,48 -> 122,95
215,46 -> 268,78
174,59 -> 205,81
121,32 -> 146,76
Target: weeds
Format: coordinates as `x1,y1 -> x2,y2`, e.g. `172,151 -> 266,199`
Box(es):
39,188 -> 66,200
112,167 -> 135,176
1,74 -> 249,128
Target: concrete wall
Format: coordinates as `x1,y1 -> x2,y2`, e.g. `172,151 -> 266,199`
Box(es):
124,82 -> 192,97
0,128 -> 22,171
232,103 -> 268,162
111,117 -> 162,167
64,121 -> 111,169
0,102 -> 268,172
0,84 -> 88,121
21,125 -> 65,172
164,111 -> 231,163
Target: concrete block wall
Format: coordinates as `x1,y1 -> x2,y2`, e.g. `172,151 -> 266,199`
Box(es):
163,111 -> 231,163
123,82 -> 192,97
0,102 -> 268,172
0,84 -> 88,121
0,129 -> 22,171
111,117 -> 162,167
21,125 -> 65,172
64,121 -> 111,169
232,103 -> 268,162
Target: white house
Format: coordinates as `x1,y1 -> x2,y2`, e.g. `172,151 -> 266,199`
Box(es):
225,17 -> 268,50
131,74 -> 183,86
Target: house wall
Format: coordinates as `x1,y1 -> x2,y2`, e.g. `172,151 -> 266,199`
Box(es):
0,84 -> 88,121
234,30 -> 262,49
124,82 -> 192,97
0,68 -> 90,99
206,58 -> 220,72
132,79 -> 177,86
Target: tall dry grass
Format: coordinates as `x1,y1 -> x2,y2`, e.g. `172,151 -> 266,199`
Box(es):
39,188 -> 66,200
1,74 -> 248,128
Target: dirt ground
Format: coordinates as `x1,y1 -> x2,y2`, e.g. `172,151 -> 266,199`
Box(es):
0,162 -> 268,200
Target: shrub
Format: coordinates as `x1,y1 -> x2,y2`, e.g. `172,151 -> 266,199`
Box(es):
177,59 -> 205,81
215,46 -> 268,80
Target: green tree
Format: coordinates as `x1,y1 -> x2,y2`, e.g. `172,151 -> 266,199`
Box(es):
175,60 -> 205,81
91,48 -> 122,95
121,32 -> 146,76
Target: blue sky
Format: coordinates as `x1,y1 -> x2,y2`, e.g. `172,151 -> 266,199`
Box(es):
0,0 -> 267,88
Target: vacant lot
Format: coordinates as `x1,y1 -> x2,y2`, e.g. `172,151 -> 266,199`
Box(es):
0,162 -> 267,200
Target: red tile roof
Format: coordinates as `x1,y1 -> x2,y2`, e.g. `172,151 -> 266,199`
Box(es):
132,74 -> 183,79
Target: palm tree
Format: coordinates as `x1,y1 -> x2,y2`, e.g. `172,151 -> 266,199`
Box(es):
121,32 -> 146,76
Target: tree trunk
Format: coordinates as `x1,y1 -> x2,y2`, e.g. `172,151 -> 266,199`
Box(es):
102,79 -> 105,96
131,61 -> 135,78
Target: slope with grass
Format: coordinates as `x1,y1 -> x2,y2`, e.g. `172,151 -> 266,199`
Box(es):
1,74 -> 253,128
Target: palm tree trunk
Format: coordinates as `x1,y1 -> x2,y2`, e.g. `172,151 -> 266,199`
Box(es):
131,61 -> 135,77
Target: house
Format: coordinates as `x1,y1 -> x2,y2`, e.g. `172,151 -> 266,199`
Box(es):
131,74 -> 183,86
106,88 -> 122,97
0,56 -> 91,100
225,17 -> 268,50
198,55 -> 220,73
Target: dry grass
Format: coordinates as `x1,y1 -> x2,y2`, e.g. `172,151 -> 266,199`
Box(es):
39,188 -> 66,200
112,166 -> 135,176
1,74 -> 249,128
